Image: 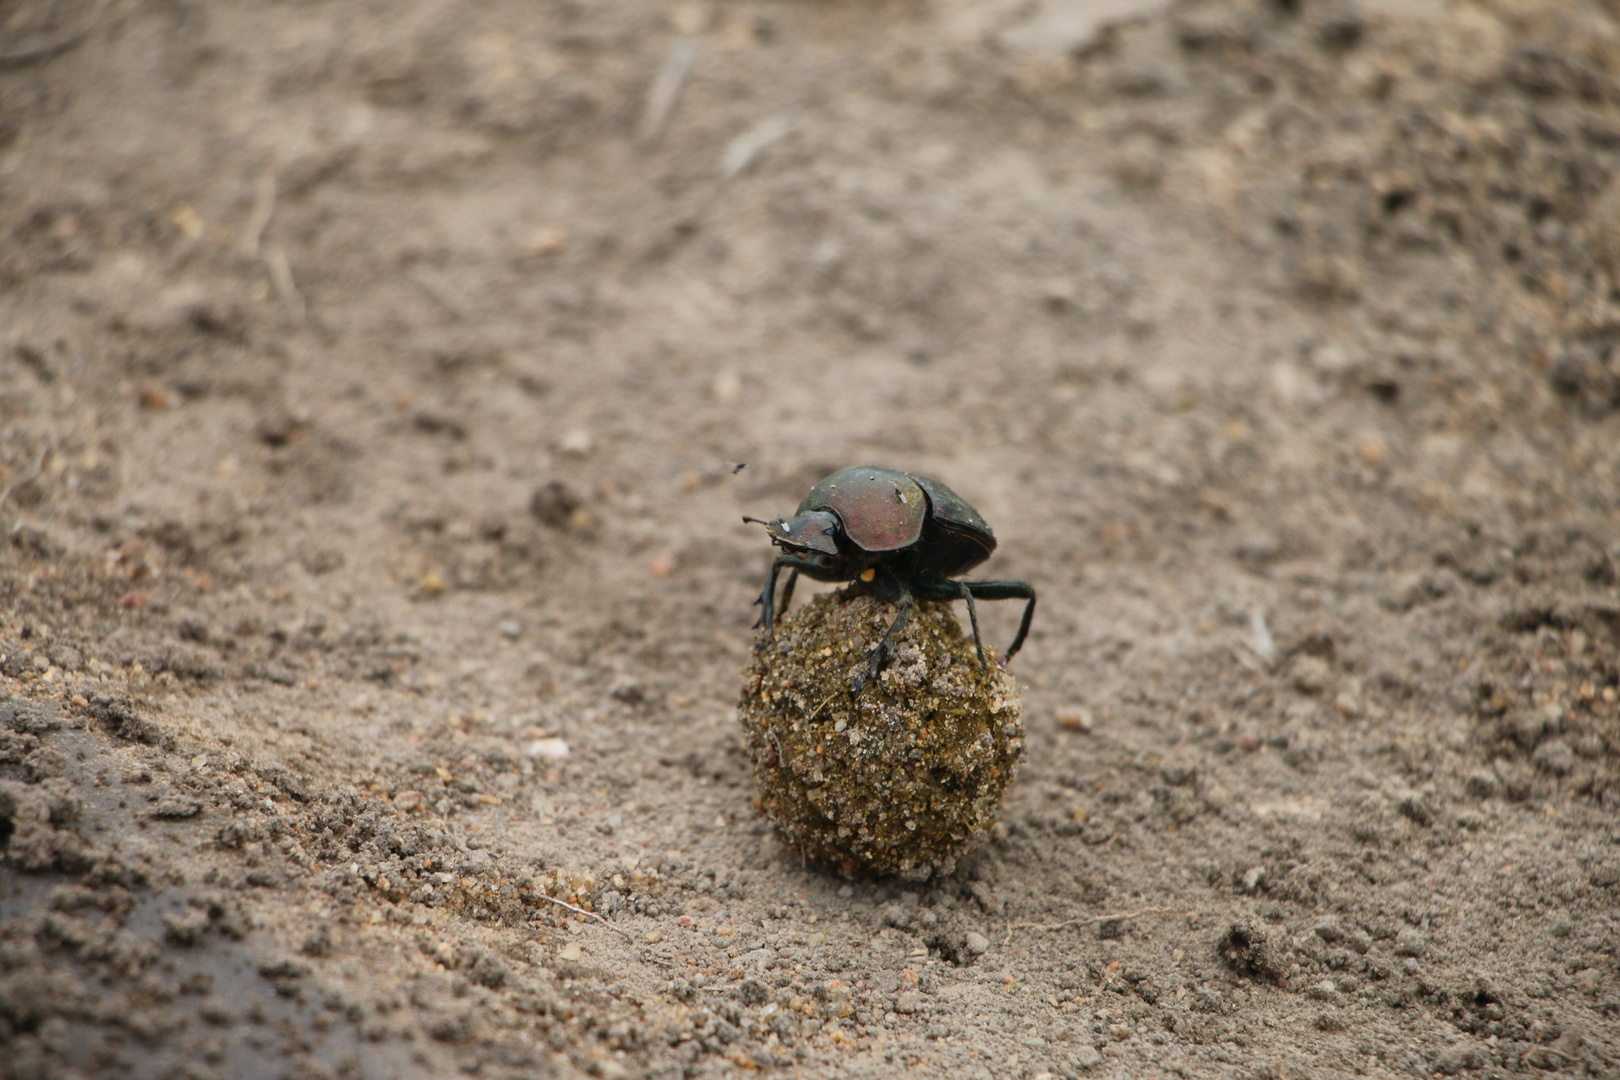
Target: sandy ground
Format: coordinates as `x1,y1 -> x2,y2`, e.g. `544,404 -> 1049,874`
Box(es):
3,0 -> 1620,1077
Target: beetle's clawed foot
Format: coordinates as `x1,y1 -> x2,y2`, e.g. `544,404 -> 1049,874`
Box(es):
848,646 -> 886,694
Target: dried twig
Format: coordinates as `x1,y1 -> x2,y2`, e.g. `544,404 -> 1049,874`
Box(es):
240,170 -> 278,259
0,447 -> 48,526
1247,610 -> 1276,665
534,893 -> 631,940
239,167 -> 304,322
722,116 -> 793,178
409,268 -> 467,322
0,0 -> 105,70
638,37 -> 699,144
0,30 -> 89,68
264,242 -> 305,323
804,691 -> 841,723
1003,905 -> 1175,945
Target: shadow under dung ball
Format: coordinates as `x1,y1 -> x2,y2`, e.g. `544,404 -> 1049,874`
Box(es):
738,589 -> 1023,879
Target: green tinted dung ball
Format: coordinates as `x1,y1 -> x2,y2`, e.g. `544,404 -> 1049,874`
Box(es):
738,590 -> 1023,879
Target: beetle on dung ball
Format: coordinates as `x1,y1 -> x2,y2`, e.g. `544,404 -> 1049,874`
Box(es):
744,466 -> 1036,689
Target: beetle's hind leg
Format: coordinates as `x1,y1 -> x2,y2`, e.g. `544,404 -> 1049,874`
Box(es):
962,579 -> 1038,662
913,578 -> 988,671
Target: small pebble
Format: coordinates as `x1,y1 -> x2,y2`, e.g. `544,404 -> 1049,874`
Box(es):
963,931 -> 990,956
1159,762 -> 1195,786
1436,1047 -> 1484,1074
558,428 -> 594,456
712,371 -> 742,404
1290,655 -> 1333,695
1531,738 -> 1575,775
1074,1045 -> 1103,1069
526,738 -> 570,760
894,991 -> 922,1014
1056,707 -> 1094,732
525,225 -> 568,256
393,790 -> 423,812
1393,928 -> 1427,957
198,995 -> 234,1026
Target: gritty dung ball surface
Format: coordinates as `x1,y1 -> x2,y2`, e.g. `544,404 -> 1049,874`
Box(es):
738,590 -> 1023,878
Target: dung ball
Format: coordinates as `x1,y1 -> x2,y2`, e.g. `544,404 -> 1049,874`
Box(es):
738,589 -> 1023,879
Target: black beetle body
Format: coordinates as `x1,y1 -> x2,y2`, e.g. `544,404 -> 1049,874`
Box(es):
744,466 -> 1036,688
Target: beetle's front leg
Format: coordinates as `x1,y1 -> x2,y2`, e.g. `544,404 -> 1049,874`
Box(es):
778,566 -> 800,617
752,557 -> 795,642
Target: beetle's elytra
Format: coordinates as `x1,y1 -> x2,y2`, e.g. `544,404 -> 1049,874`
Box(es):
744,466 -> 1036,689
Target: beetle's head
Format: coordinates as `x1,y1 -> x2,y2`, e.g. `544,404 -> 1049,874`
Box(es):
742,510 -> 841,565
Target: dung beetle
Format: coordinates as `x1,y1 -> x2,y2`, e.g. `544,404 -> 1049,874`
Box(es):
744,466 -> 1036,688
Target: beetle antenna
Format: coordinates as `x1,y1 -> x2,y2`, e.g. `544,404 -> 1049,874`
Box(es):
741,515 -> 771,526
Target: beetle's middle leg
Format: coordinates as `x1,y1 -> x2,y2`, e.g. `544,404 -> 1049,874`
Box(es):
852,594 -> 913,692
850,572 -> 913,691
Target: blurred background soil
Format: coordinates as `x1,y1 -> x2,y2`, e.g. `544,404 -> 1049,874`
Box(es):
2,0 -> 1619,1077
